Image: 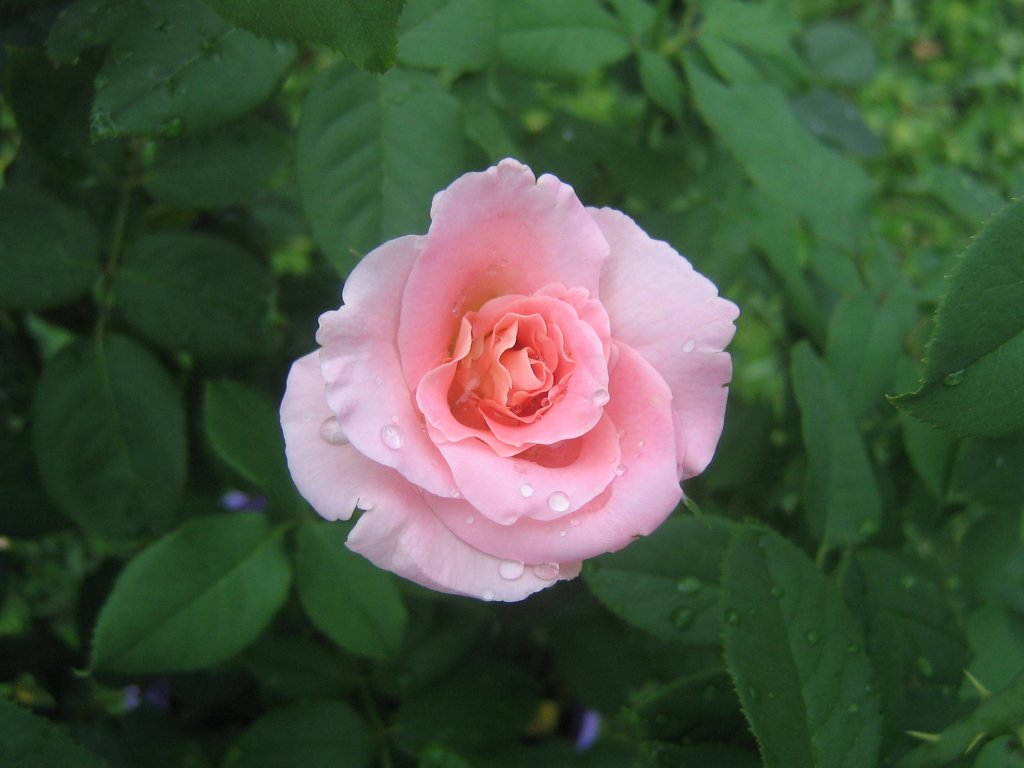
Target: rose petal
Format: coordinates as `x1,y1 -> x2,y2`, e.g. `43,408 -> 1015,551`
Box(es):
317,235 -> 457,498
591,207 -> 738,477
397,159 -> 610,392
427,344 -> 682,563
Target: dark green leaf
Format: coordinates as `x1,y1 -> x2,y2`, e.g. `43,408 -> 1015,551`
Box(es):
583,514 -> 735,644
203,379 -> 304,513
638,50 -> 684,121
398,0 -> 497,75
722,524 -> 881,768
91,513 -> 291,673
892,199 -> 1024,436
913,166 -> 1007,228
791,89 -> 884,158
84,0 -> 295,139
223,700 -> 374,768
963,605 -> 1024,697
0,186 -> 99,310
143,117 -> 288,208
949,435 -> 1024,507
31,334 -> 186,537
628,668 -> 745,744
296,64 -> 464,274
238,635 -> 353,699
802,21 -> 877,86
202,0 -> 403,71
497,0 -> 629,80
960,510 -> 1024,614
686,60 -> 873,248
47,0 -> 136,63
791,342 -> 883,548
112,232 -> 274,357
295,520 -> 408,659
0,698 -> 108,768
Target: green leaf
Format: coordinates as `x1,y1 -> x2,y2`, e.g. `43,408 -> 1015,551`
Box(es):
497,0 -> 629,80
891,199 -> 1024,436
398,0 -> 497,75
91,513 -> 290,673
31,334 -> 186,537
47,0 -> 136,63
790,342 -> 883,548
0,186 -> 100,310
112,232 -> 274,358
721,524 -> 881,768
203,379 -> 305,514
202,0 -> 403,72
628,668 -> 745,744
802,21 -> 877,87
583,514 -> 735,644
143,117 -> 288,208
825,291 -> 908,418
696,0 -> 803,85
913,166 -> 1007,228
223,700 -> 374,768
637,50 -> 684,121
896,358 -> 956,500
85,0 -> 295,139
296,64 -> 464,274
686,60 -> 873,248
0,697 -> 108,768
949,435 -> 1024,507
295,520 -> 408,659
239,635 -> 353,699
791,89 -> 883,158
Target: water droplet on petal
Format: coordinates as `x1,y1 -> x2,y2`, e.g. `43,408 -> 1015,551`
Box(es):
683,339 -> 696,353
520,483 -> 535,498
465,515 -> 475,525
676,576 -> 702,594
570,518 -> 580,527
805,630 -> 822,645
498,560 -> 525,580
482,589 -> 495,602
449,488 -> 461,498
614,464 -> 628,477
358,498 -> 375,511
533,563 -> 560,580
547,491 -> 570,513
592,388 -> 610,406
380,424 -> 403,450
320,417 -> 349,445
558,530 -> 567,537
943,369 -> 965,386
671,607 -> 695,630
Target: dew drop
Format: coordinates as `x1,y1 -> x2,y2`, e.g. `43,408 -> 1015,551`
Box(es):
533,563 -> 560,580
805,630 -> 822,645
917,656 -> 934,677
671,607 -> 695,630
498,559 -> 525,580
901,574 -> 917,589
683,339 -> 696,353
725,609 -> 740,625
614,464 -> 628,477
592,388 -> 610,407
943,369 -> 965,386
770,586 -> 784,599
449,488 -> 461,498
482,589 -> 495,602
847,642 -> 861,654
570,518 -> 580,527
558,530 -> 567,537
847,703 -> 861,714
676,576 -> 702,594
380,424 -> 403,450
320,417 -> 349,445
520,483 -> 535,498
748,687 -> 760,702
465,515 -> 475,525
547,491 -> 570,513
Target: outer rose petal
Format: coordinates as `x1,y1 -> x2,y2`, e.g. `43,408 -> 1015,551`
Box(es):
397,159 -> 610,391
592,207 -> 738,478
317,236 -> 456,498
427,344 -> 682,564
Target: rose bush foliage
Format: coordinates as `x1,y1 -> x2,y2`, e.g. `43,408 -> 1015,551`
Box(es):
281,159 -> 738,601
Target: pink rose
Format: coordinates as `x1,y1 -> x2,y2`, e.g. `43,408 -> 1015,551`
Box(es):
280,159 -> 738,601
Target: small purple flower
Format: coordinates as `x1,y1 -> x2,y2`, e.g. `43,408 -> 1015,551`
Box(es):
574,709 -> 601,751
220,490 -> 267,512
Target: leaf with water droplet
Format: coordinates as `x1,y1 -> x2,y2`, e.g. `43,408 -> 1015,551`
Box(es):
722,524 -> 881,768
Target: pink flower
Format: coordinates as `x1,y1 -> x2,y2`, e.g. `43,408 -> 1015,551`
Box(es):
280,159 -> 738,601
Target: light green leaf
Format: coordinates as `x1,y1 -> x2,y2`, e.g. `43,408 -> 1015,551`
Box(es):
31,334 -> 186,537
637,50 -> 684,120
86,0 -> 295,138
913,166 -> 1007,228
398,0 -> 497,75
892,199 -> 1024,436
497,0 -> 629,80
722,524 -> 881,768
295,520 -> 408,659
686,60 -> 873,248
0,698 -> 108,768
143,117 -> 288,208
802,20 -> 877,86
203,379 -> 305,514
91,513 -> 291,673
791,89 -> 884,158
697,0 -> 802,84
791,341 -> 883,548
202,0 -> 403,71
583,514 -> 735,644
112,232 -> 274,358
0,186 -> 100,310
296,64 -> 464,274
223,700 -> 374,768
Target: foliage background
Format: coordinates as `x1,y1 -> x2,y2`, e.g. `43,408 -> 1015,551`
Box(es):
2,0 -> 1024,766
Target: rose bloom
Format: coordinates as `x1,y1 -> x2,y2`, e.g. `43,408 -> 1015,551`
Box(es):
281,159 -> 737,601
